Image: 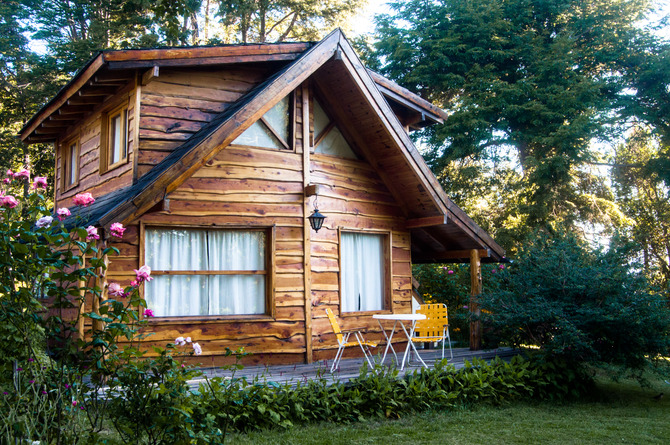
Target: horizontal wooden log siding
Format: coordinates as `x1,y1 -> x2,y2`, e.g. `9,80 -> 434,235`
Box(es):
309,153 -> 412,363
137,67 -> 270,178
55,86 -> 136,208
126,145 -> 307,363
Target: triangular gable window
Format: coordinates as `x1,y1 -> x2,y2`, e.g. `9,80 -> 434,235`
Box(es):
313,99 -> 358,159
232,96 -> 290,149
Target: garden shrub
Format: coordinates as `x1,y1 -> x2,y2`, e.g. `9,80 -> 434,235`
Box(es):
478,229 -> 670,377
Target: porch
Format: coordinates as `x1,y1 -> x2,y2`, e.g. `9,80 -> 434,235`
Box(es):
190,346 -> 519,388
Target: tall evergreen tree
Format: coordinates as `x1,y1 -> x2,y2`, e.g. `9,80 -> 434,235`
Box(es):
374,0 -> 663,239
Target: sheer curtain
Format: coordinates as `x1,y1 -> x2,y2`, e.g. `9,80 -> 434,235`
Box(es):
208,231 -> 265,315
341,232 -> 384,312
145,229 -> 265,317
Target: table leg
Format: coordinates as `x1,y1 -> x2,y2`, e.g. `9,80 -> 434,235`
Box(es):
377,319 -> 399,366
399,320 -> 428,370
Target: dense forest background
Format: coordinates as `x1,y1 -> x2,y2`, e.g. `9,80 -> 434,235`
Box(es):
1,0 -> 669,289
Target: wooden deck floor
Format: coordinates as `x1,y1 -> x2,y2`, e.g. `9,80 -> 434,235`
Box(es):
189,347 -> 519,388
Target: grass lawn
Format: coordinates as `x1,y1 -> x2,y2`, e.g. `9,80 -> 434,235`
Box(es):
229,376 -> 670,444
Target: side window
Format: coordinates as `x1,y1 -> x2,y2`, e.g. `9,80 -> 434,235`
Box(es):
232,96 -> 290,149
101,104 -> 129,172
62,137 -> 79,190
144,227 -> 272,317
313,99 -> 358,159
340,231 -> 388,312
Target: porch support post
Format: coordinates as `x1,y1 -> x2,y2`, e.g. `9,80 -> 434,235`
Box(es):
469,248 -> 482,350
302,82 -> 314,363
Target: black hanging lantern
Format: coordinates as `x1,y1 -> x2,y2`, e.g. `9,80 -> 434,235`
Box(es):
308,208 -> 326,232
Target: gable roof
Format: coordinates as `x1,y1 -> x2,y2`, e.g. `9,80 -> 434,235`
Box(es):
34,29 -> 505,263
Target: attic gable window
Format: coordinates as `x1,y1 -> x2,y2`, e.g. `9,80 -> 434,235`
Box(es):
62,137 -> 79,190
232,96 -> 290,150
143,227 -> 272,318
313,99 -> 358,159
101,103 -> 129,173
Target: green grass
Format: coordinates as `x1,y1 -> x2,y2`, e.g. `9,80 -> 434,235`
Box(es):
228,376 -> 670,444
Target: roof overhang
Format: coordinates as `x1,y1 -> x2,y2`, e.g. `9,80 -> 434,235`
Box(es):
20,41 -> 444,144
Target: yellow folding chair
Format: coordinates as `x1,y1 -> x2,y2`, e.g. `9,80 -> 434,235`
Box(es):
325,308 -> 377,372
412,303 -> 453,360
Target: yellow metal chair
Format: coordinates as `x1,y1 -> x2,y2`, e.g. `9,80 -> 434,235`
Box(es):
412,303 -> 453,360
325,308 -> 377,372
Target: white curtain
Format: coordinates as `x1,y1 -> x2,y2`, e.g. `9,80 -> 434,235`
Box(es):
145,229 -> 265,317
341,232 -> 384,312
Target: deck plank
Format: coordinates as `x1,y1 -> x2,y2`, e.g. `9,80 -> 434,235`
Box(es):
190,347 -> 519,388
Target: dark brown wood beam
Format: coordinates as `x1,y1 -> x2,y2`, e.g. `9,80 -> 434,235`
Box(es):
406,214 -> 447,229
107,53 -> 301,70
141,66 -> 159,86
67,97 -> 100,105
470,249 -> 482,351
102,42 -> 311,62
78,86 -> 117,96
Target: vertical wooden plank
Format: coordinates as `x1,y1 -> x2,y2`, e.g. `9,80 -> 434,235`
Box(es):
469,248 -> 482,350
77,256 -> 86,339
132,76 -> 142,184
302,82 -> 313,363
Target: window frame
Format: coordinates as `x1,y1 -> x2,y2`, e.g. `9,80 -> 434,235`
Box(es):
61,136 -> 79,191
139,223 -> 276,321
101,102 -> 129,173
230,93 -> 293,151
338,228 -> 392,316
310,94 -> 359,159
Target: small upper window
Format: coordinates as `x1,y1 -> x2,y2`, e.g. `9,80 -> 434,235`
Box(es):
63,138 -> 79,189
313,99 -> 358,159
232,96 -> 290,150
102,104 -> 128,172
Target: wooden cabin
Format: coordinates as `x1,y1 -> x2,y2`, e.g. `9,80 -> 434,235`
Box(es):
20,30 -> 505,366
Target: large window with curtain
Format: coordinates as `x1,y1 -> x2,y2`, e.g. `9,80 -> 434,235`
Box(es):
144,227 -> 270,317
340,231 -> 388,312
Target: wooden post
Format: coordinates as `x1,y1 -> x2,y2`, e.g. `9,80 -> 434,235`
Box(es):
92,240 -> 110,333
469,249 -> 482,350
77,256 -> 86,339
302,82 -> 314,364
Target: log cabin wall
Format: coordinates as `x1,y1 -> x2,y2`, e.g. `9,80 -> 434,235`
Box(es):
309,153 -> 411,362
102,78 -> 413,366
137,67 -> 271,179
55,83 -> 137,208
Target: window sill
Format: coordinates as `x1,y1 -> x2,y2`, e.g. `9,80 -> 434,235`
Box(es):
101,157 -> 129,175
340,309 -> 392,318
144,314 -> 275,324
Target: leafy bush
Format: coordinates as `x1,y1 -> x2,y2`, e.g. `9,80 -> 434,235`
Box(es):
192,355 -> 591,435
478,230 -> 670,375
0,173 -> 214,444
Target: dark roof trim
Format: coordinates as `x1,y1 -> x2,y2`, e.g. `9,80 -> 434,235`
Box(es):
367,69 -> 449,122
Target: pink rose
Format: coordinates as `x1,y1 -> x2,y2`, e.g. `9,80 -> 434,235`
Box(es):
13,169 -> 30,180
144,309 -> 155,318
32,177 -> 48,189
73,192 -> 95,207
499,264 -> 505,270
447,270 -> 454,275
6,169 -> 13,177
1,195 -> 18,208
192,342 -> 202,356
56,207 -> 71,221
85,225 -> 99,241
2,178 -> 10,184
108,282 -> 125,298
175,336 -> 186,346
133,265 -> 152,283
109,222 -> 126,238
130,280 -> 139,287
